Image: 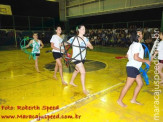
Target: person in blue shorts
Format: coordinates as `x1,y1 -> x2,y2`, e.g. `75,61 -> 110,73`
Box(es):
117,30 -> 151,107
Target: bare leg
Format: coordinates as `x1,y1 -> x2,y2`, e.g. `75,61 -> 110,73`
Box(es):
69,66 -> 79,87
158,63 -> 163,84
117,77 -> 135,107
35,56 -> 40,72
131,74 -> 143,105
53,62 -> 58,80
56,58 -> 67,85
76,62 -> 88,95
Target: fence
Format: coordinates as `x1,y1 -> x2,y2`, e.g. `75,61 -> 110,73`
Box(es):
0,29 -> 54,47
0,15 -> 56,30
0,15 -> 56,47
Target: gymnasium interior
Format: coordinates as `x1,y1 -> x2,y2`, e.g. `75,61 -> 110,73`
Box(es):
0,0 -> 163,122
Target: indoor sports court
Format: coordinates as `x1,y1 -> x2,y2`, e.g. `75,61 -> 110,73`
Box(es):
0,0 -> 163,122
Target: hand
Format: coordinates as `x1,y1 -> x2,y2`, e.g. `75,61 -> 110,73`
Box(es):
59,43 -> 63,47
61,49 -> 65,53
21,46 -> 26,50
145,60 -> 151,66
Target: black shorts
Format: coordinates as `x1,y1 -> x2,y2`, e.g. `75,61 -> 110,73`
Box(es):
35,53 -> 40,56
126,66 -> 140,78
53,52 -> 63,60
159,60 -> 163,64
74,60 -> 85,65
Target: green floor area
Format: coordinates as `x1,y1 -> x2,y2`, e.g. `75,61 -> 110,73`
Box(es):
90,46 -> 128,55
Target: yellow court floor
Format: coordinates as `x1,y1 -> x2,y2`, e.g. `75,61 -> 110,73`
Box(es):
0,47 -> 163,122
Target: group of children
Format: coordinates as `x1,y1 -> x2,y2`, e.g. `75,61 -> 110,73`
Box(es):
23,26 -> 163,105
24,25 -> 93,95
50,25 -> 93,95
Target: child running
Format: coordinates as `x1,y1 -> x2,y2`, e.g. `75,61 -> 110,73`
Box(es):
50,26 -> 67,85
117,30 -> 151,107
64,25 -> 93,95
25,33 -> 44,72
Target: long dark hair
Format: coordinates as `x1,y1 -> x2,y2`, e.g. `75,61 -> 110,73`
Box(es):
54,25 -> 61,34
76,25 -> 84,35
130,30 -> 142,42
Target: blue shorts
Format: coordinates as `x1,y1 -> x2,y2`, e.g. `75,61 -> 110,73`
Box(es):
126,66 -> 140,78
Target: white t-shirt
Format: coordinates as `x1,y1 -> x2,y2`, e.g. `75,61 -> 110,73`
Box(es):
68,36 -> 89,62
32,40 -> 40,54
126,42 -> 144,69
157,41 -> 163,60
50,35 -> 63,53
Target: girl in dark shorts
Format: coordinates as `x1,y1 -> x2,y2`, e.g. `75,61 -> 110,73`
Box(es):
67,25 -> 93,95
50,26 -> 67,85
73,60 -> 85,65
24,33 -> 44,72
117,31 -> 151,107
153,31 -> 163,84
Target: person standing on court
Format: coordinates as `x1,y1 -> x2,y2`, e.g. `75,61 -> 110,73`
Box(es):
67,25 -> 93,95
50,26 -> 67,85
24,33 -> 44,73
117,30 -> 151,107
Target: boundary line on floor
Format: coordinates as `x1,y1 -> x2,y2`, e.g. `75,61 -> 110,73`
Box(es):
30,82 -> 123,122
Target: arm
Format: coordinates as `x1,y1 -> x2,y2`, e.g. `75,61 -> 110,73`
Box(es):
40,40 -> 44,49
51,42 -> 60,51
60,41 -> 70,47
25,40 -> 33,48
125,54 -> 128,58
134,53 -> 150,66
87,42 -> 93,49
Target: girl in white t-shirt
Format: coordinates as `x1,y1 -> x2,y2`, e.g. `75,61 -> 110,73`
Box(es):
67,25 -> 93,95
25,33 -> 44,72
50,26 -> 67,85
153,31 -> 163,84
117,31 -> 151,107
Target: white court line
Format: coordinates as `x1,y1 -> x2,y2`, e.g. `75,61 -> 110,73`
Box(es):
30,82 -> 123,122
